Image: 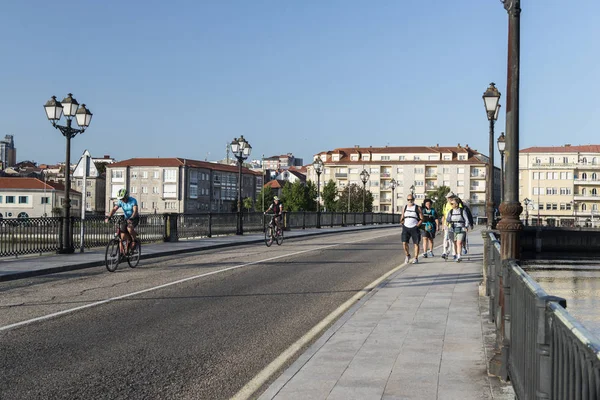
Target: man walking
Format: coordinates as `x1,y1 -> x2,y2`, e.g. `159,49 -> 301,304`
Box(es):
400,194 -> 423,264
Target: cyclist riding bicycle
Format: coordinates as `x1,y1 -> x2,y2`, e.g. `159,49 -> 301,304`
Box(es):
264,196 -> 284,233
105,188 -> 139,253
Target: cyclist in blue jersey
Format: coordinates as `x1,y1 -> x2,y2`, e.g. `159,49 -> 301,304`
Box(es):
105,188 -> 139,253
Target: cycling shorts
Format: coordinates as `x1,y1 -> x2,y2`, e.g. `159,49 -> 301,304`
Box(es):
119,216 -> 139,232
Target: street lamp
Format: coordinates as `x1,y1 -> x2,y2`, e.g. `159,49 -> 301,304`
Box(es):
497,132 -> 506,202
230,135 -> 252,235
44,94 -> 92,253
313,157 -> 324,228
390,179 -> 398,219
523,198 -> 531,226
360,168 -> 370,225
483,82 -> 501,229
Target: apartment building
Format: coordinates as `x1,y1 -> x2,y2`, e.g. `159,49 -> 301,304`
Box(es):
263,153 -> 304,170
308,145 -> 500,217
0,177 -> 82,218
520,144 -> 600,227
105,158 -> 262,214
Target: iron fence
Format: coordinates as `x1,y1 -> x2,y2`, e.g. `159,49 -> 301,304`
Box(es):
0,211 -> 400,258
485,231 -> 600,399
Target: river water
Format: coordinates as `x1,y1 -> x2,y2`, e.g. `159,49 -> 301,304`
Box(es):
526,267 -> 600,340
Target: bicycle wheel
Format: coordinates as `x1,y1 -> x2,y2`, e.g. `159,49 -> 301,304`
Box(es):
105,239 -> 121,272
127,239 -> 141,268
264,226 -> 274,247
275,228 -> 284,246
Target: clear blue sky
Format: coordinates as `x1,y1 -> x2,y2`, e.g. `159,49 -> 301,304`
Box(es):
1,0 -> 598,167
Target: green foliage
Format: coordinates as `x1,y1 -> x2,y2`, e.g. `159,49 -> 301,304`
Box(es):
281,181 -> 315,212
425,186 -> 451,218
95,162 -> 107,175
321,180 -> 338,212
306,181 -> 318,211
243,197 -> 254,212
335,183 -> 374,212
52,206 -> 63,217
257,186 -> 274,211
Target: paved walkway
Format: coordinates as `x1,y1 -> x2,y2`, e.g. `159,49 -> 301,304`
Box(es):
1,225 -> 514,399
259,231 -> 514,400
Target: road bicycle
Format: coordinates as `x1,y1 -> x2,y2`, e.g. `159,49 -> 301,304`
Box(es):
264,213 -> 284,247
105,219 -> 141,272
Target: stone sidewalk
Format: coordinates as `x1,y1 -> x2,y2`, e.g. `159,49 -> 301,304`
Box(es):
259,232 -> 514,400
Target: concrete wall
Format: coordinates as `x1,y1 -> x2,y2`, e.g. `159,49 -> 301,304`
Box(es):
520,226 -> 600,254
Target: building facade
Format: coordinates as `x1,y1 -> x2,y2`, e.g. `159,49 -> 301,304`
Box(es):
263,153 -> 304,171
307,145 -> 500,217
105,158 -> 262,215
0,135 -> 17,169
72,151 -> 106,215
520,144 -> 600,227
0,177 -> 82,218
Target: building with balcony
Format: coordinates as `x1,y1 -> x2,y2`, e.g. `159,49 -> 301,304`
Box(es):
520,144 -> 600,226
0,177 -> 82,218
307,145 -> 500,216
105,158 -> 262,214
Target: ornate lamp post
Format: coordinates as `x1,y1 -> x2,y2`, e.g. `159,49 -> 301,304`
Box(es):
497,132 -> 506,202
523,198 -> 531,226
483,83 -> 501,229
44,94 -> 93,253
360,168 -> 370,225
230,135 -> 252,235
390,179 -> 398,219
313,157 -> 324,228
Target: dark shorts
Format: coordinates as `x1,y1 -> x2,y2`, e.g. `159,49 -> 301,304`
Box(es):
401,226 -> 421,244
422,228 -> 436,240
119,216 -> 139,233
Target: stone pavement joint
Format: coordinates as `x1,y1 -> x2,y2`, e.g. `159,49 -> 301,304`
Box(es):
259,231 -> 514,400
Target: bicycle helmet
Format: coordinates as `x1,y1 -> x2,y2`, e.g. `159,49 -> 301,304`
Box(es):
273,196 -> 279,201
117,188 -> 129,200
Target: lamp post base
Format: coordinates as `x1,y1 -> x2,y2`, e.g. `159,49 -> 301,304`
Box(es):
497,201 -> 523,260
57,247 -> 75,254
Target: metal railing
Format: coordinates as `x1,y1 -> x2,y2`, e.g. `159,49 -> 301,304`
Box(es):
0,211 -> 400,258
485,231 -> 600,399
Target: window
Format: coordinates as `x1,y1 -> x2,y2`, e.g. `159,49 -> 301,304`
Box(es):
153,186 -> 159,194
538,204 -> 543,210
533,187 -> 540,195
593,173 -> 598,180
6,196 -> 15,204
349,168 -> 359,174
142,186 -> 148,194
582,203 -> 587,211
381,156 -> 390,161
594,204 -> 599,211
566,203 -> 572,210
415,181 -> 424,187
111,170 -> 124,182
553,172 -> 559,179
563,157 -> 569,164
72,200 -> 78,207
142,171 -> 148,179
132,171 -> 138,179
189,185 -> 198,199
443,180 -> 450,187
0,195 -> 2,203
369,168 -> 379,174
549,157 -> 555,164
443,155 -> 451,160
547,172 -> 552,180
443,168 -> 450,174
130,186 -> 137,194
17,212 -> 28,219
164,201 -> 177,210
86,191 -> 91,197
399,156 -> 405,161
190,170 -> 198,184
533,172 -> 539,180
163,184 -> 177,198
414,156 -> 420,160
582,188 -> 587,195
593,188 -> 598,196
428,155 -> 438,160
457,168 -> 465,174
18,196 -> 28,204
546,203 -> 552,210
457,180 -> 464,187
414,167 -> 424,174
594,158 -> 598,165
552,203 -> 558,210
535,158 -> 541,164
458,155 -> 466,160
582,157 -> 588,164
41,197 -> 50,204
560,172 -> 567,179
141,201 -> 146,209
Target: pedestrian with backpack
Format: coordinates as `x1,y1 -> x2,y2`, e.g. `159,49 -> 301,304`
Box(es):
400,194 -> 424,264
446,199 -> 473,262
420,198 -> 439,258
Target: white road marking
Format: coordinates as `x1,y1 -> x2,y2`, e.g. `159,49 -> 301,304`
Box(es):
0,231 -> 399,332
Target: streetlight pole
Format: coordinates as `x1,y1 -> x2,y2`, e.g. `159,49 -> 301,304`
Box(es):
230,135 -> 252,235
360,169 -> 370,225
313,158 -> 324,228
497,0 -> 523,260
483,83 -> 501,230
497,132 -> 506,202
44,94 -> 92,254
523,198 -> 530,226
390,179 -> 398,220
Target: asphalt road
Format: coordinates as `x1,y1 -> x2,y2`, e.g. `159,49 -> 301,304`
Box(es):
1,228 -> 437,400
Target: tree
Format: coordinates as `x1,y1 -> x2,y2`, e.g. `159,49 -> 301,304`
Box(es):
321,180 -> 337,212
426,186 -> 451,219
95,162 -> 107,175
336,184 -> 374,212
305,181 -> 318,211
257,186 -> 274,211
243,197 -> 254,212
281,181 -> 311,211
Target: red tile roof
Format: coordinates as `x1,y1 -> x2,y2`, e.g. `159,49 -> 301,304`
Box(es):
108,158 -> 260,175
520,145 -> 600,153
0,177 -> 80,194
265,180 -> 287,189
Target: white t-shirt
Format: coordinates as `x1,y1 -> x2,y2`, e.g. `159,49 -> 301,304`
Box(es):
403,204 -> 420,228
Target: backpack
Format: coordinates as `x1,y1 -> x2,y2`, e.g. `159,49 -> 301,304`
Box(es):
403,204 -> 421,219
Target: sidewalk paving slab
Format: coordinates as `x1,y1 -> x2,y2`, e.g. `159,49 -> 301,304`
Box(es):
259,231 -> 515,400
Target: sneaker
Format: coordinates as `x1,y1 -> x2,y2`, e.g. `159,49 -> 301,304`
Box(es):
453,255 -> 457,261
441,253 -> 447,259
428,250 -> 434,257
411,258 -> 419,264
423,253 -> 428,258
405,255 -> 410,264
462,248 -> 468,255
456,256 -> 462,263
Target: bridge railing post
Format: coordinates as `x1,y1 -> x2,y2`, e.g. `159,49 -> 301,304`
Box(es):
537,295 -> 566,398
